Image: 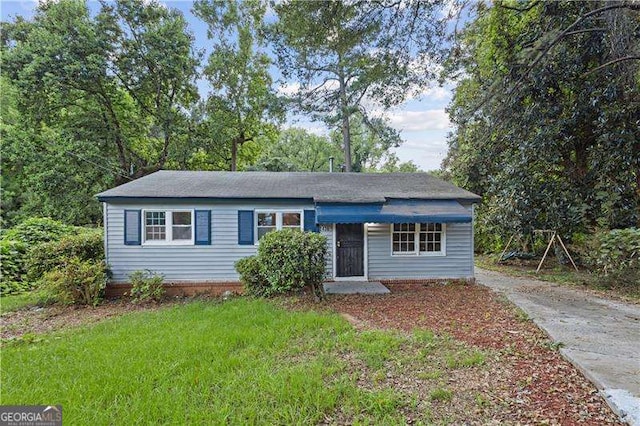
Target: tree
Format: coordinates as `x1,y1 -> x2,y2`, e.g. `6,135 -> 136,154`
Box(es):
252,128 -> 337,172
194,0 -> 281,171
1,0 -> 201,225
443,1 -> 640,244
270,0 -> 445,171
252,122 -> 419,173
2,0 -> 199,185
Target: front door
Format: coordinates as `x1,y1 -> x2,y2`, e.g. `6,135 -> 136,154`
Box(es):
336,224 -> 364,277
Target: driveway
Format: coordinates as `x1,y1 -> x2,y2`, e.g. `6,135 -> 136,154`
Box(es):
476,267 -> 640,425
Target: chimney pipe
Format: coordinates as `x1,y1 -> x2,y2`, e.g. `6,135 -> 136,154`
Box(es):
329,156 -> 334,173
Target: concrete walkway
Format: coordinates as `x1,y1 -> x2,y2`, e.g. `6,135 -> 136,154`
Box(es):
476,268 -> 640,425
324,281 -> 390,295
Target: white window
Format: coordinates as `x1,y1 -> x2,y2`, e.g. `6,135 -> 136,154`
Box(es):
255,211 -> 302,241
143,210 -> 193,245
391,223 -> 445,256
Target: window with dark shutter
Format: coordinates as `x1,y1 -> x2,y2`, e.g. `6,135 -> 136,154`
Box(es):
304,210 -> 318,232
194,210 -> 211,245
238,210 -> 254,245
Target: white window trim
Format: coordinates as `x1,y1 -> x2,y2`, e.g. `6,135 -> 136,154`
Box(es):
390,223 -> 446,257
254,210 -> 304,245
142,209 -> 195,246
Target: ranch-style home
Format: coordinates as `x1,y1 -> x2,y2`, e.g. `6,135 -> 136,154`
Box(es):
96,171 -> 481,295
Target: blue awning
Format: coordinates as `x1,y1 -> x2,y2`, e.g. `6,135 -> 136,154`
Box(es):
316,200 -> 472,224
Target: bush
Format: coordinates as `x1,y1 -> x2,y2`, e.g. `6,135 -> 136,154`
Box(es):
235,229 -> 327,299
26,229 -> 104,281
587,228 -> 640,290
4,217 -> 75,246
235,256 -> 269,297
128,270 -> 165,302
0,240 -> 29,295
41,258 -> 107,306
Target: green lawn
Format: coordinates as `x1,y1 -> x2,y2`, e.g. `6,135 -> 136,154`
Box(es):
0,291 -> 41,315
2,298 -> 487,424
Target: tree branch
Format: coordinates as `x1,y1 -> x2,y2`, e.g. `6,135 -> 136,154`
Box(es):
582,55 -> 640,76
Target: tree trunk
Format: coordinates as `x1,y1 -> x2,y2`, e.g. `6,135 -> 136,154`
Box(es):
231,138 -> 238,171
338,69 -> 352,172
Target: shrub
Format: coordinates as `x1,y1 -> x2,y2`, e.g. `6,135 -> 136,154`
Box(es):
26,229 -> 104,281
4,217 -> 75,246
235,229 -> 327,299
128,270 -> 165,302
40,258 -> 107,306
0,240 -> 29,295
587,228 -> 640,290
235,256 -> 269,297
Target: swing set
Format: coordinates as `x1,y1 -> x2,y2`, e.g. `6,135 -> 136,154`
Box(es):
498,229 -> 578,273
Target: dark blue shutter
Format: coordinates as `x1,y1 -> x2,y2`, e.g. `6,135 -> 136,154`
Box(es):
238,210 -> 254,245
194,210 -> 211,245
124,210 -> 141,245
304,210 -> 318,232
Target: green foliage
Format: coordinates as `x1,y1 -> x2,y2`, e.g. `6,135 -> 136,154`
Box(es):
128,270 -> 165,303
193,0 -> 281,171
235,229 -> 327,298
234,256 -> 269,297
40,258 -> 107,306
4,217 -> 74,246
587,228 -> 640,290
1,0 -> 201,225
443,2 -> 640,238
26,229 -> 103,282
257,229 -> 327,298
252,126 -> 419,173
0,240 -> 28,295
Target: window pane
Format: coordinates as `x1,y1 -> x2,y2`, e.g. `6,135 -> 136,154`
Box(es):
173,211 -> 191,225
145,226 -> 166,241
146,211 -> 165,226
282,212 -> 301,226
258,213 -> 276,227
407,241 -> 415,251
434,243 -> 441,252
257,226 -> 276,240
172,226 -> 192,240
407,223 -> 415,232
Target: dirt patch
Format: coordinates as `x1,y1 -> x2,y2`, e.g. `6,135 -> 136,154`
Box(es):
299,282 -> 621,425
0,299 -> 172,341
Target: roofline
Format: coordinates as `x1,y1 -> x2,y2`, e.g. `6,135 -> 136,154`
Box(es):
97,195 -> 481,203
96,196 -> 314,203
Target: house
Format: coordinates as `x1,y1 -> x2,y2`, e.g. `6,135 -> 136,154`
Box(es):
96,171 -> 481,296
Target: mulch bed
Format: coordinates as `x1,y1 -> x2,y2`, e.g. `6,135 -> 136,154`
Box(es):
317,282 -> 621,425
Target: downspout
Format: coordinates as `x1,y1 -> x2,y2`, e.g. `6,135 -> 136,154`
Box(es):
471,203 -> 475,280
103,202 -> 109,267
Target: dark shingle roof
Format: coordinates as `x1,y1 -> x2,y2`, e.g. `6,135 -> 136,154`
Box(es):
96,171 -> 480,203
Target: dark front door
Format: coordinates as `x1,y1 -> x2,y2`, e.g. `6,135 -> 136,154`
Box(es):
336,224 -> 364,277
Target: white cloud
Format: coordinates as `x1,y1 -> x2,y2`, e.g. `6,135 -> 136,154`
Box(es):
388,109 -> 451,132
277,82 -> 300,96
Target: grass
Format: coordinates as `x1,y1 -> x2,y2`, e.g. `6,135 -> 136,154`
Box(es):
1,297 -> 494,424
0,291 -> 41,315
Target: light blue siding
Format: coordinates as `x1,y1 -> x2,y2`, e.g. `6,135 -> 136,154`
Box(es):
106,201 -> 314,282
366,220 -> 474,280
105,201 -> 475,283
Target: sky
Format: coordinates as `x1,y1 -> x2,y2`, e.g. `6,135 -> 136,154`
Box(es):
1,0 -> 455,171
